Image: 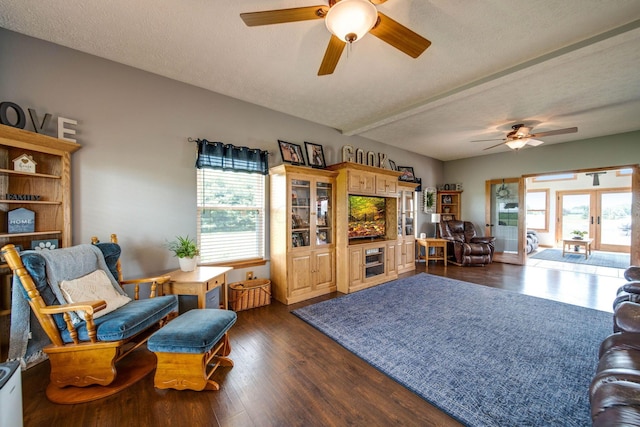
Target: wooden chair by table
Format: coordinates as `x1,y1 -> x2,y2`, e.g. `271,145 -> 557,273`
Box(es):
1,234 -> 178,404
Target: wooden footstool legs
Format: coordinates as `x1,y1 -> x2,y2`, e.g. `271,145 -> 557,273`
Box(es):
154,333 -> 233,391
147,309 -> 237,391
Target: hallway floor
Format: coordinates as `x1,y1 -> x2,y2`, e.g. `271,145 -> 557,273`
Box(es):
526,248 -> 627,278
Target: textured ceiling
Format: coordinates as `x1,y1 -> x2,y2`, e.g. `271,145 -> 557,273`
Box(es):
1,0 -> 639,161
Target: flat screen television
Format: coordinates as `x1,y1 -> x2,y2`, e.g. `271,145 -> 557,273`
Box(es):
348,195 -> 386,240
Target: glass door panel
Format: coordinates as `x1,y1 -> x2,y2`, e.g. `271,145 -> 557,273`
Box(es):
486,178 -> 524,264
599,191 -> 631,252
315,181 -> 332,246
559,193 -> 591,240
403,191 -> 415,237
291,179 -> 311,248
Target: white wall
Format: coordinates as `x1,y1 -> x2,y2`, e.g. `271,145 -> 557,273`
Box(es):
0,28 -> 443,280
443,131 -> 640,234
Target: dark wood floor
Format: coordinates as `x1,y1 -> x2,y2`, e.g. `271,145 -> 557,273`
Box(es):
20,262 -> 621,427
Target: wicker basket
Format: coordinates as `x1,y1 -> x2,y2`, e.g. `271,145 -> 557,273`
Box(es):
229,279 -> 271,311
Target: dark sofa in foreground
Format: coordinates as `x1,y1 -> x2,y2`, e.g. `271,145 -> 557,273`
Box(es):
590,267 -> 640,425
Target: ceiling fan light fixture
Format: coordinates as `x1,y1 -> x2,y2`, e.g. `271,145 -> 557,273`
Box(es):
505,139 -> 528,150
325,0 -> 378,43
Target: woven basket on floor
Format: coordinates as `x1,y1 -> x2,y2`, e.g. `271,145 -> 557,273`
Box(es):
229,279 -> 271,311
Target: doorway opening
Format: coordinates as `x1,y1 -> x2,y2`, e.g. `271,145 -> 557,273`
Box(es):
525,167 -> 632,277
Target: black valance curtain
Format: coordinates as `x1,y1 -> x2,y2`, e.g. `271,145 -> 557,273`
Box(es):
195,139 -> 269,175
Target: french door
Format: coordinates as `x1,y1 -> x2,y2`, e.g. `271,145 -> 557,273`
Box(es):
485,178 -> 525,264
557,188 -> 631,253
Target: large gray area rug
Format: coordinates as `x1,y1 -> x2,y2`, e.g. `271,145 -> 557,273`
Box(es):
293,273 -> 612,426
530,248 -> 629,269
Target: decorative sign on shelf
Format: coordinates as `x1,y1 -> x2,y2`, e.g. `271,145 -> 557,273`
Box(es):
341,145 -> 390,169
32,239 -> 58,251
0,100 -> 78,142
5,194 -> 41,201
12,154 -> 37,173
8,207 -> 35,233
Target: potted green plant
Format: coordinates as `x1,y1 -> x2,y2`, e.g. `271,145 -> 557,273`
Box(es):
167,235 -> 200,272
571,230 -> 587,240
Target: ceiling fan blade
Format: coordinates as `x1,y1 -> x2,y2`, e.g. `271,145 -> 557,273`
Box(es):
530,127 -> 578,138
369,0 -> 389,4
483,142 -> 507,151
527,139 -> 544,147
240,6 -> 328,26
471,138 -> 505,142
369,12 -> 431,58
318,35 -> 346,76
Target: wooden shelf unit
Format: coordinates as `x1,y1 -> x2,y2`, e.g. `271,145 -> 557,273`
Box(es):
437,190 -> 462,220
269,164 -> 338,305
0,124 -> 80,360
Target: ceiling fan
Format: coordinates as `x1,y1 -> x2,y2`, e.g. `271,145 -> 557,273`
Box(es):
240,0 -> 431,76
473,124 -> 578,151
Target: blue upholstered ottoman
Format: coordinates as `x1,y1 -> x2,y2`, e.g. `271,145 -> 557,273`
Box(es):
148,309 -> 237,391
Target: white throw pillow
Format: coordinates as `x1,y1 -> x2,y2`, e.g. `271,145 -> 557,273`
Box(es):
60,270 -> 131,320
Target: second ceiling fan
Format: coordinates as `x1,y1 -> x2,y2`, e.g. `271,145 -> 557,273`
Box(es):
474,124 -> 578,151
240,0 -> 431,76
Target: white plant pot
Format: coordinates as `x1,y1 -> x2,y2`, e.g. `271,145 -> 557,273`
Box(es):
178,256 -> 198,272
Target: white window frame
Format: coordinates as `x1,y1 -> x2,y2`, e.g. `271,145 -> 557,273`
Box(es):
526,189 -> 550,232
197,168 -> 265,264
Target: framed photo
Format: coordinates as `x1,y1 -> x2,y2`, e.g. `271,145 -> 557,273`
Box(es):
397,166 -> 415,182
278,140 -> 306,165
441,214 -> 455,222
388,159 -> 397,171
304,142 -> 326,169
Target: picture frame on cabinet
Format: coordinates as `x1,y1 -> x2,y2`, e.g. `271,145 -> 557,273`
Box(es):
278,140 -> 305,165
414,177 -> 422,192
442,195 -> 452,204
304,141 -> 326,169
397,166 -> 415,182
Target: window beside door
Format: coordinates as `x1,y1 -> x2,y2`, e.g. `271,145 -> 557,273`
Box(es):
526,189 -> 549,232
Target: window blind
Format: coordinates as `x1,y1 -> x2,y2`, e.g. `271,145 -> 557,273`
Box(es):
197,168 -> 265,263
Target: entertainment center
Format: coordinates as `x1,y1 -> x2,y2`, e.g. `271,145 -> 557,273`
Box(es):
269,162 -> 418,304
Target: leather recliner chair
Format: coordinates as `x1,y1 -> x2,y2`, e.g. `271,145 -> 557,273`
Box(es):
438,220 -> 496,266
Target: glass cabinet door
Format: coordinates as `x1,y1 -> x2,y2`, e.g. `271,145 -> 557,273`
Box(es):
315,181 -> 332,246
291,179 -> 311,248
403,192 -> 415,237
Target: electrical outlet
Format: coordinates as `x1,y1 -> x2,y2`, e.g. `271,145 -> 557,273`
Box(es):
246,271 -> 253,281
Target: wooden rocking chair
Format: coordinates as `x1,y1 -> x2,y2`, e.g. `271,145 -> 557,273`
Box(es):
1,234 -> 178,404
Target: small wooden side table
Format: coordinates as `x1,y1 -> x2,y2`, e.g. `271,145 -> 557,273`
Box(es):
165,266 -> 233,310
416,238 -> 448,267
562,238 -> 593,259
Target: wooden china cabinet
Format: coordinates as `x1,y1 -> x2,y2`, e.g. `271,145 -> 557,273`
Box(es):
269,164 -> 338,305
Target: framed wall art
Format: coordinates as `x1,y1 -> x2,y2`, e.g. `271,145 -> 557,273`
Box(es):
278,140 -> 305,165
304,141 -> 326,169
397,166 -> 415,182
